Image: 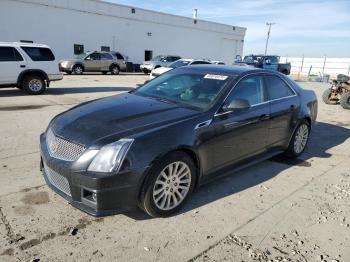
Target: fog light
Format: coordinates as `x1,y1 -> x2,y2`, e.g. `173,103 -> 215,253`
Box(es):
82,189 -> 97,203
92,192 -> 97,202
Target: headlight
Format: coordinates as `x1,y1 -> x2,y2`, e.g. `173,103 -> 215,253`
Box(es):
61,61 -> 68,67
87,139 -> 134,173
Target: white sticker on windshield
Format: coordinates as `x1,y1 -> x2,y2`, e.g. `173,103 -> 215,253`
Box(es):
204,74 -> 228,80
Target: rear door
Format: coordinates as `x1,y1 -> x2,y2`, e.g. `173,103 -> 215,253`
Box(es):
264,74 -> 300,148
0,46 -> 25,84
100,53 -> 113,71
208,75 -> 270,173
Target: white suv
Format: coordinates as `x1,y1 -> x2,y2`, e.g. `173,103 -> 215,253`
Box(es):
0,42 -> 63,95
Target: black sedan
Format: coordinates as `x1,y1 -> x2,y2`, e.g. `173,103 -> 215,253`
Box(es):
40,65 -> 317,217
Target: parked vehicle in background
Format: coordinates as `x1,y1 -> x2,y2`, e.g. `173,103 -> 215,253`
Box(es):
234,55 -> 291,75
59,51 -> 127,75
0,42 -> 63,95
40,65 -> 317,217
150,59 -> 212,79
211,61 -> 225,65
322,74 -> 350,109
140,55 -> 181,74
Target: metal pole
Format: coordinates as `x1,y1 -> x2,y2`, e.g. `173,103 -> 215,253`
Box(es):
322,55 -> 327,80
264,22 -> 275,55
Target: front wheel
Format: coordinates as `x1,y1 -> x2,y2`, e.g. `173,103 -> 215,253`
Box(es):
140,152 -> 196,217
23,75 -> 46,95
339,92 -> 350,110
73,65 -> 83,75
284,121 -> 310,158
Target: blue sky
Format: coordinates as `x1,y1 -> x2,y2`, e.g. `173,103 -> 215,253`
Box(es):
107,0 -> 350,58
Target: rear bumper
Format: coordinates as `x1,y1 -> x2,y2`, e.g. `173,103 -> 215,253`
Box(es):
48,73 -> 63,81
40,134 -> 139,217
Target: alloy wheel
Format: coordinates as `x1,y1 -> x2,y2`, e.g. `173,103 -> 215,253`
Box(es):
152,161 -> 191,211
28,79 -> 43,92
294,124 -> 309,154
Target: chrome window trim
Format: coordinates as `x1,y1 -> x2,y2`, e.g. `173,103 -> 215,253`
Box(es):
214,72 -> 298,117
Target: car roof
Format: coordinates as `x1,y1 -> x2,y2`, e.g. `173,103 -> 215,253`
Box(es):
178,64 -> 263,76
0,42 -> 50,48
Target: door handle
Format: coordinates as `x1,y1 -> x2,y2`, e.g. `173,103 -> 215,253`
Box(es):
20,65 -> 26,68
259,114 -> 270,121
290,105 -> 295,111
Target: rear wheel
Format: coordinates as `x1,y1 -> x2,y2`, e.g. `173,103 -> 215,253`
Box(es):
284,120 -> 310,158
110,65 -> 120,75
322,89 -> 337,104
339,92 -> 350,109
73,65 -> 83,75
140,152 -> 196,217
23,74 -> 46,95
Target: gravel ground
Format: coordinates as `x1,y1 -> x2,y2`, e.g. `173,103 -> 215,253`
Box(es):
0,74 -> 349,262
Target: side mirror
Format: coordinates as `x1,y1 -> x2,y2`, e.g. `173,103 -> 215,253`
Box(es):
222,99 -> 250,112
234,55 -> 242,62
265,59 -> 271,65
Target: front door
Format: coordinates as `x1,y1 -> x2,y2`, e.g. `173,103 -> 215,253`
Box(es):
84,53 -> 101,71
206,75 -> 270,174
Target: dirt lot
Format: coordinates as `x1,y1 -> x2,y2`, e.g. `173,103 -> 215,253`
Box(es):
0,73 -> 349,262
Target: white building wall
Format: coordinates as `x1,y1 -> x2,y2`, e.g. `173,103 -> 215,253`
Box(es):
0,0 -> 246,64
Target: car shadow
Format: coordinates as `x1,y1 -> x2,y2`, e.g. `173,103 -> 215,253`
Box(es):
0,86 -> 134,97
125,121 -> 350,220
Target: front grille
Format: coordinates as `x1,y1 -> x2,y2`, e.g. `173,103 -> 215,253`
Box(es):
46,128 -> 85,161
44,164 -> 71,197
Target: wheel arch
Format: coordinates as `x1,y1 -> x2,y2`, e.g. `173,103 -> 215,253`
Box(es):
110,63 -> 120,71
72,63 -> 85,71
137,147 -> 201,204
17,69 -> 48,87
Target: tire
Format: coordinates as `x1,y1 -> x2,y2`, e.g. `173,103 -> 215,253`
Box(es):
22,74 -> 46,95
110,65 -> 120,75
339,92 -> 350,110
284,120 -> 310,158
73,65 -> 83,75
140,151 -> 196,217
322,89 -> 337,105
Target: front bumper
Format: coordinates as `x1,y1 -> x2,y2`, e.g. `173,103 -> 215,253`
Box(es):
40,134 -> 139,217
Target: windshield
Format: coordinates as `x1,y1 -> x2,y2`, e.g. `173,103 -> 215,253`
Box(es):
134,69 -> 232,111
169,60 -> 191,69
151,55 -> 164,61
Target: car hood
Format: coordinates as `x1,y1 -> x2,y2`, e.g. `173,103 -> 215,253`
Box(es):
50,93 -> 199,147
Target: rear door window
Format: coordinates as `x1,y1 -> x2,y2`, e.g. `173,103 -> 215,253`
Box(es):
0,47 -> 23,62
101,53 -> 113,60
21,47 -> 55,61
265,75 -> 295,100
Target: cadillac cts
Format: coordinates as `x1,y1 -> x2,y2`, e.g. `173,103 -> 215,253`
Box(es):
40,65 -> 317,217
